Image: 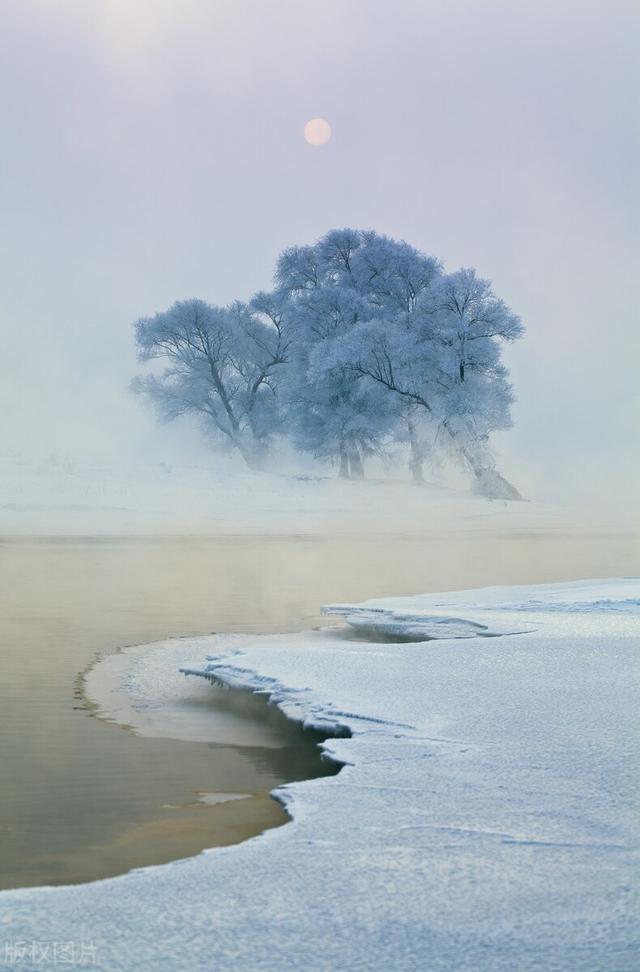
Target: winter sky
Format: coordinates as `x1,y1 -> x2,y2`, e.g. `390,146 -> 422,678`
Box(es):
1,0 -> 638,503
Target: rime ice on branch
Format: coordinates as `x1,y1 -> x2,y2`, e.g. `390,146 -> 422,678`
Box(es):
132,230 -> 523,498
132,299 -> 289,470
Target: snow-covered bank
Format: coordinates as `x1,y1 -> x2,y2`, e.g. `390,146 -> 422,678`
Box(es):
2,579 -> 639,971
0,453 -> 622,537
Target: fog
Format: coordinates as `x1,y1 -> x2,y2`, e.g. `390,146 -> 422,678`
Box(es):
1,0 -> 638,508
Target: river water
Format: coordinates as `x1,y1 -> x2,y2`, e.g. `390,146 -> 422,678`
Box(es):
1,529 -> 637,890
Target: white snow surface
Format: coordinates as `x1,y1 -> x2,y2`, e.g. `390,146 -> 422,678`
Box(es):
0,453 -> 589,536
1,578 -> 639,971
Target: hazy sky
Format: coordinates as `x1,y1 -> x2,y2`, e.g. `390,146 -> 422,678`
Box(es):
1,0 -> 638,501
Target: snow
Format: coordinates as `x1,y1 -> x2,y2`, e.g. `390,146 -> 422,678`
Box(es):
321,603 -> 530,640
1,579 -> 638,971
0,453 -> 561,536
2,452 -> 630,542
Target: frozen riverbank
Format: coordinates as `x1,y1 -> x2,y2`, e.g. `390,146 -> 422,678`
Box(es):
0,453 -> 625,538
2,578 -> 638,971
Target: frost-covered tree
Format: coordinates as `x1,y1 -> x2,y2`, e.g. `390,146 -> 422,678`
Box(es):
275,230 -> 410,476
275,229 -> 441,478
430,269 -> 523,496
131,229 -> 524,496
132,298 -> 289,469
276,229 -> 523,495
347,268 -> 523,495
433,268 -> 523,383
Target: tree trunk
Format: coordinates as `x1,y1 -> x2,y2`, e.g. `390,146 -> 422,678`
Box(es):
409,455 -> 424,483
407,420 -> 425,483
348,447 -> 364,479
438,421 -> 522,500
459,444 -> 523,500
236,435 -> 268,472
338,447 -> 350,478
470,466 -> 523,501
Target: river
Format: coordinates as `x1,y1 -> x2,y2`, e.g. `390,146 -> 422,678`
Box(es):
1,529 -> 636,889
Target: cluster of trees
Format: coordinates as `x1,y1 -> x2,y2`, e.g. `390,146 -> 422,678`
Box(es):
133,229 -> 524,498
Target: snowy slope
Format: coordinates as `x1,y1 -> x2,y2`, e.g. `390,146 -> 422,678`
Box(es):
0,453 -> 569,536
1,579 -> 638,971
